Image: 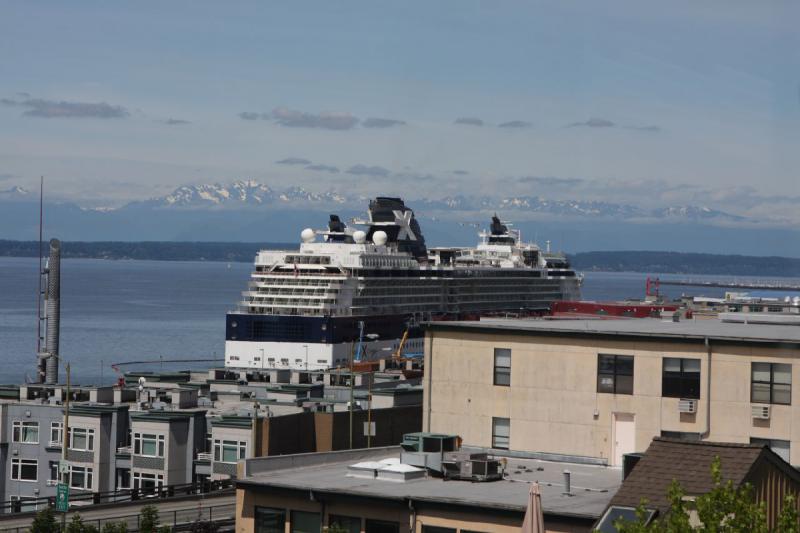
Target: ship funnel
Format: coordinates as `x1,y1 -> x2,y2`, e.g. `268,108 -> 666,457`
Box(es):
40,239 -> 61,384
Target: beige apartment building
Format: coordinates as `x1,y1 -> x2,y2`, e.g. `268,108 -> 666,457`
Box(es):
423,319 -> 800,466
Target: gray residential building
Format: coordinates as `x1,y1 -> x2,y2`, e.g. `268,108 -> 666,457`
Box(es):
0,401 -> 65,512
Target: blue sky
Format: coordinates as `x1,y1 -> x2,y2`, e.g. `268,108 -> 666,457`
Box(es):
1,1 -> 798,218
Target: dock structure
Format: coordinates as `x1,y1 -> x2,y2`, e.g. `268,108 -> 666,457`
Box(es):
658,278 -> 800,291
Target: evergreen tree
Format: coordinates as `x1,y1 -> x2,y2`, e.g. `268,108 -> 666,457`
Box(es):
30,507 -> 59,533
65,513 -> 99,533
139,505 -> 160,533
101,522 -> 129,533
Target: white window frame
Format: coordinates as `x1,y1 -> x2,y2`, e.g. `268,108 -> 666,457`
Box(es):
49,461 -> 59,483
213,439 -> 247,463
132,471 -> 164,490
68,427 -> 95,451
133,432 -> 165,458
11,458 -> 38,482
68,465 -> 94,490
12,421 -> 39,444
50,421 -> 64,446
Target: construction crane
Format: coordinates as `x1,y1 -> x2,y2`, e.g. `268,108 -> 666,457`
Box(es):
393,329 -> 409,360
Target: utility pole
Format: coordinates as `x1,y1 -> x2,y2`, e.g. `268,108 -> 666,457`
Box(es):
367,374 -> 373,448
59,363 -> 71,529
251,402 -> 259,459
349,362 -> 354,450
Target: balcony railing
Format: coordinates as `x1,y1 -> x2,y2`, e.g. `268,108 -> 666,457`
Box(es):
116,445 -> 132,454
197,452 -> 213,461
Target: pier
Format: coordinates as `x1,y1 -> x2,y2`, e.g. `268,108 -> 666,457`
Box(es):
658,279 -> 800,291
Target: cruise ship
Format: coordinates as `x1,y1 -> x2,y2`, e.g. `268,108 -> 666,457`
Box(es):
225,197 -> 581,371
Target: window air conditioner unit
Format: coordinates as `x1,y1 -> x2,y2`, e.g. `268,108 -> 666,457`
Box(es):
752,405 -> 771,420
678,399 -> 697,414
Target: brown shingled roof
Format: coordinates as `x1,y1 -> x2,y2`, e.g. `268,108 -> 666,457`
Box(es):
609,437 -> 771,514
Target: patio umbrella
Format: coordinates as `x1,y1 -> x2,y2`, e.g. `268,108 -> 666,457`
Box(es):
521,481 -> 544,533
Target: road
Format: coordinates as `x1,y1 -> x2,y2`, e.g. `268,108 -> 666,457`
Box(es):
0,493 -> 235,532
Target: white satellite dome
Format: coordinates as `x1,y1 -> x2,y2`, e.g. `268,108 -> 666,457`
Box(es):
300,228 -> 316,243
353,230 -> 367,244
373,230 -> 388,246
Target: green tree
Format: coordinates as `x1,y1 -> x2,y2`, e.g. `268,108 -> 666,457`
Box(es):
139,505 -> 160,533
66,513 -> 99,533
776,494 -> 800,533
101,522 -> 129,533
30,507 -> 59,533
613,456 -> 799,532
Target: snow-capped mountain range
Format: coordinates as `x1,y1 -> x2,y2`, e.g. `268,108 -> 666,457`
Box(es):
0,185 -> 29,197
116,180 -> 745,223
0,179 -> 750,224
134,181 -> 349,208
1,179 -> 797,254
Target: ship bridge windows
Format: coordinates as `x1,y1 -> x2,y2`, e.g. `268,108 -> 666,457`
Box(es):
285,255 -> 331,265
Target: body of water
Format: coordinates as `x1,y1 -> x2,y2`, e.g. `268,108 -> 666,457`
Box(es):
2,257 -> 799,384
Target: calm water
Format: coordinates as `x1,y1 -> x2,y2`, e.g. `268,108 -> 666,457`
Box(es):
1,257 -> 799,384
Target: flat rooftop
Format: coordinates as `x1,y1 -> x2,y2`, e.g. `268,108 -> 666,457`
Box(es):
238,447 -> 621,520
424,317 -> 800,346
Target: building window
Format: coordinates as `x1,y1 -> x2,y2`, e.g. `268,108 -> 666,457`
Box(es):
9,496 -> 38,513
117,468 -> 131,490
751,363 -> 791,405
492,417 -> 510,450
11,459 -> 38,481
69,466 -> 93,490
422,527 -> 457,533
597,354 -> 634,395
50,422 -> 64,446
133,433 -> 165,457
49,461 -> 59,482
329,515 -> 360,533
12,421 -> 39,444
365,520 -> 400,533
493,348 -> 511,386
69,427 -> 95,451
291,511 -> 321,533
214,439 -> 247,463
662,358 -> 701,399
132,471 -> 164,491
255,507 -> 286,533
751,438 -> 791,463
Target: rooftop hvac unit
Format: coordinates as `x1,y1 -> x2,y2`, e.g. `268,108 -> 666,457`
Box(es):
440,452 -> 503,482
400,432 -> 460,474
678,399 -> 697,414
752,405 -> 771,420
